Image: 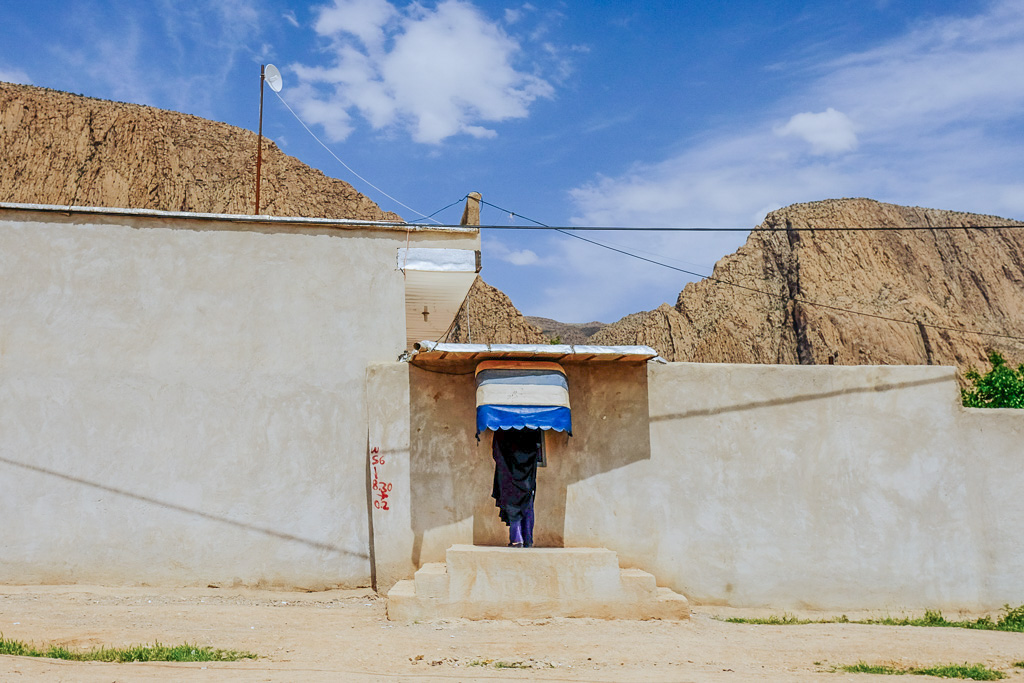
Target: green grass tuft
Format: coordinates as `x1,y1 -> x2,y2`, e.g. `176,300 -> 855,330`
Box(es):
0,635 -> 255,663
911,663 -> 1005,680
843,662 -> 900,675
725,604 -> 1024,633
841,661 -> 1005,680
726,613 -> 812,625
0,637 -> 33,657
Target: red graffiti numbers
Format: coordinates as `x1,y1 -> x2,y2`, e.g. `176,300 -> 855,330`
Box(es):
370,446 -> 392,511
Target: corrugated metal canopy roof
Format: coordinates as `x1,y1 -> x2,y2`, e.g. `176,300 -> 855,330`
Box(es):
409,341 -> 663,373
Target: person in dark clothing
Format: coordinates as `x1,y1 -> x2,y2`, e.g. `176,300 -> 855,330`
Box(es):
491,428 -> 542,547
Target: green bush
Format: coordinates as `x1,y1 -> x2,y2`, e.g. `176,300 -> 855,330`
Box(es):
961,351 -> 1024,409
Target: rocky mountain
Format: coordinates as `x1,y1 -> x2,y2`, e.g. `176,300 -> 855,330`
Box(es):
445,277 -> 548,345
524,317 -> 607,345
589,199 -> 1024,376
0,82 -> 398,220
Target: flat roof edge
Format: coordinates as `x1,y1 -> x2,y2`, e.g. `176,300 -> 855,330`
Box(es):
411,341 -> 664,363
0,202 -> 478,234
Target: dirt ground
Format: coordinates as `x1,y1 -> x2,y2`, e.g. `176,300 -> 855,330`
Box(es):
2,585 -> 1023,682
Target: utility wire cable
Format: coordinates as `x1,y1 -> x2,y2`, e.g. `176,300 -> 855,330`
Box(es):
478,198 -> 548,227
272,90 -> 441,224
469,223 -> 1024,232
423,196 -> 469,221
271,218 -> 1024,232
470,202 -> 1024,231
478,199 -> 1024,343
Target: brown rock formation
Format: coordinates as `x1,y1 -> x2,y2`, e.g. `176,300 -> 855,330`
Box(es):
591,198 -> 1024,376
0,82 -> 399,220
446,277 -> 547,344
525,317 -> 608,345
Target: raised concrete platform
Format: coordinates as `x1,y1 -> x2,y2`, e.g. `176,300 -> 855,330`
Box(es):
387,544 -> 689,621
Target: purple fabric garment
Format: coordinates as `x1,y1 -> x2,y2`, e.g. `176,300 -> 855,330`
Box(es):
508,499 -> 535,546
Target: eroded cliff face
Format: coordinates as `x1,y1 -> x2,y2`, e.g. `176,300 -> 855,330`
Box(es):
591,198 -> 1024,375
0,82 -> 399,220
445,277 -> 547,344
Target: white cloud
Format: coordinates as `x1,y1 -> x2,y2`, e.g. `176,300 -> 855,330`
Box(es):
283,10 -> 300,27
570,0 -> 1024,230
292,0 -> 554,143
0,65 -> 31,85
504,3 -> 536,25
486,238 -> 541,266
314,0 -> 397,50
775,108 -> 857,155
556,0 -> 1024,322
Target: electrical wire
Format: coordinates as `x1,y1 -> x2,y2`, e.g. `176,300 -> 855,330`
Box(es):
476,199 -> 1024,343
478,224 -> 1024,231
423,196 -> 469,220
271,90 -> 441,224
303,219 -> 1024,232
473,201 -> 1024,231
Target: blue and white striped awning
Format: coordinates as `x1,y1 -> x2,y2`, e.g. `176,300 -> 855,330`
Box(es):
475,361 -> 571,436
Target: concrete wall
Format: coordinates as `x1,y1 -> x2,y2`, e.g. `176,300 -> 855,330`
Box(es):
7,205 -> 1021,609
0,207 -> 477,588
566,362 -> 1024,611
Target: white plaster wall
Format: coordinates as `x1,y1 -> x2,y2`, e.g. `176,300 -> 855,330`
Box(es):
565,362 -> 1024,611
365,363 -> 415,592
0,209 -> 476,588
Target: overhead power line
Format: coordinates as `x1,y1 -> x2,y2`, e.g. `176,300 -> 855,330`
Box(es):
338,219 -> 1024,232
272,91 -> 442,224
411,197 -> 1024,231
423,196 -> 469,221
474,198 -> 1024,344
475,224 -> 1024,231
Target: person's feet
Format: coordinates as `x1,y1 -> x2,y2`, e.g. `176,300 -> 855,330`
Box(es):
508,542 -> 523,548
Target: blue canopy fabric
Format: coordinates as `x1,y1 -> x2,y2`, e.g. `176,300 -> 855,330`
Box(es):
475,361 -> 572,437
476,404 -> 572,435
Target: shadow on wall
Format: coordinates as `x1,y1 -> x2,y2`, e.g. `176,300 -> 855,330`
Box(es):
0,455 -> 368,559
408,363 -> 651,566
650,373 -> 954,423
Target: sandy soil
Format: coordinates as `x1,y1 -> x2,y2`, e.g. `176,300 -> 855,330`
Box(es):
2,585 -> 1023,682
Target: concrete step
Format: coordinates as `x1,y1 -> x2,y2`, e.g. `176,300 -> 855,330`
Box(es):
387,544 -> 689,621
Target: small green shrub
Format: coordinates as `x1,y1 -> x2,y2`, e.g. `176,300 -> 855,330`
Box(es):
962,351 -> 1024,408
995,604 -> 1024,631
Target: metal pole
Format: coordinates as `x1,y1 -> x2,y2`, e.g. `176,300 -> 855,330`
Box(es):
255,64 -> 265,215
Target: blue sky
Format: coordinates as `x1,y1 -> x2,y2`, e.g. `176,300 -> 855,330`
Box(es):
2,1 -> 1023,323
